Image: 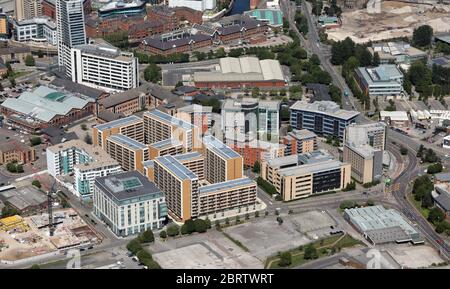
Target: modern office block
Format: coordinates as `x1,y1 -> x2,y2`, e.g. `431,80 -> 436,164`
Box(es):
354,65 -> 404,97
13,17 -> 57,44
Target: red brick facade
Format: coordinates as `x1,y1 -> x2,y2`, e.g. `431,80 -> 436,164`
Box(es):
195,80 -> 286,89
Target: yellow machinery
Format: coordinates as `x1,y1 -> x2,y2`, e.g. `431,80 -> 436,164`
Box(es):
0,215 -> 29,232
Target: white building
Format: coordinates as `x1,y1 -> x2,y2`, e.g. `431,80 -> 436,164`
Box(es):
13,17 -> 57,45
93,171 -> 168,236
70,43 -> 139,92
355,65 -> 404,97
46,140 -> 122,200
56,0 -> 87,76
168,0 -> 216,11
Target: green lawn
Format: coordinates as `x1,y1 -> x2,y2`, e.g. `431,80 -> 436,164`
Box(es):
266,234 -> 364,269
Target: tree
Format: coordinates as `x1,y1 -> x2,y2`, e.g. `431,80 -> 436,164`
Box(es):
421,192 -> 433,209
427,163 -> 443,174
184,219 -> 196,234
32,180 -> 41,188
412,25 -> 433,47
159,230 -> 167,239
144,63 -> 162,83
25,55 -> 35,66
278,252 -> 292,267
80,124 -> 88,131
30,136 -> 42,146
205,218 -> 212,229
1,205 -> 19,218
252,161 -> 261,174
342,181 -> 356,192
37,50 -> 44,58
167,225 -> 180,237
339,200 -> 357,210
277,216 -> 283,225
215,48 -> 226,58
84,133 -> 92,145
194,219 -> 208,233
126,238 -> 143,255
30,264 -> 40,269
400,146 -> 408,155
139,229 -> 155,243
251,87 -> 260,98
428,207 -> 445,225
304,244 -> 319,260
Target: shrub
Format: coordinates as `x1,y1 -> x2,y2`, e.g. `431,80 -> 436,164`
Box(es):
166,225 -> 179,237
278,252 -> 292,267
32,180 -> 41,188
139,229 -> 154,243
159,230 -> 167,239
126,239 -> 143,255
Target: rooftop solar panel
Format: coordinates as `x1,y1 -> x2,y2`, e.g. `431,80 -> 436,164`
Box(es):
108,134 -> 147,150
156,155 -> 198,180
199,177 -> 255,194
203,135 -> 241,159
95,115 -> 142,131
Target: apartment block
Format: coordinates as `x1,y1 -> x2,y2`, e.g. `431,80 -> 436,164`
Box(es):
46,139 -> 121,199
173,152 -> 205,181
153,155 -> 199,222
93,171 -> 168,236
106,134 -> 149,174
343,122 -> 386,184
93,115 -> 144,149
0,140 -> 36,165
282,129 -> 318,156
198,178 -> 257,216
143,109 -> 201,151
148,139 -> 184,160
203,135 -> 243,184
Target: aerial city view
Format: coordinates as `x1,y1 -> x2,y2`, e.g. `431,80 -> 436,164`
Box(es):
0,0 -> 449,275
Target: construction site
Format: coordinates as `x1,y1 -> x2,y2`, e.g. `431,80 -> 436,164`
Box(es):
327,1 -> 450,43
0,208 -> 100,261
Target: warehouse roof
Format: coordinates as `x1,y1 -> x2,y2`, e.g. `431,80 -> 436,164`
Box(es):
1,86 -> 94,123
290,100 -> 360,120
379,111 -> 409,121
193,57 -> 284,83
0,186 -> 47,212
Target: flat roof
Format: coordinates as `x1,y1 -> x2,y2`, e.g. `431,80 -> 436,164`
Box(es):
95,171 -> 163,203
0,186 -> 47,211
379,111 -> 409,121
199,177 -> 255,195
287,129 -> 317,141
155,155 -> 198,181
107,134 -> 147,150
203,135 -> 241,160
356,65 -> 403,86
290,100 -> 360,120
244,9 -> 283,26
149,138 -> 182,150
344,205 -> 419,239
144,109 -> 194,131
173,151 -> 203,163
95,115 -> 143,132
278,159 -> 344,177
222,98 -> 280,111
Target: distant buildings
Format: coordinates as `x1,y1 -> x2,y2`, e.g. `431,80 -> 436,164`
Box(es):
368,42 -> 427,66
13,17 -> 57,45
354,65 -> 404,97
379,111 -> 410,127
433,172 -> 450,215
317,15 -> 341,29
289,100 -> 359,141
261,150 -> 351,201
244,9 -> 283,27
0,86 -> 95,133
56,0 -> 87,75
15,0 -> 41,21
343,122 -> 386,184
168,0 -> 216,11
47,139 -> 122,199
194,57 -> 286,89
344,205 -> 423,245
98,0 -> 146,18
93,171 -> 167,236
70,43 -> 139,92
41,0 -> 92,21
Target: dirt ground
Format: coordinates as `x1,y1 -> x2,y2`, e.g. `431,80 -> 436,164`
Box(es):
328,2 -> 450,43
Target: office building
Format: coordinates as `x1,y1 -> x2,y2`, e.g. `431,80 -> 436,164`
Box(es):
344,205 -> 422,245
168,0 -> 216,11
93,115 -> 144,149
222,98 -> 280,142
0,140 -> 36,164
343,123 -> 386,184
198,178 -> 257,216
93,171 -> 168,236
290,101 -> 359,141
70,43 -> 139,92
46,139 -> 122,199
105,134 -> 149,174
281,129 -> 318,156
153,155 -> 199,222
56,0 -> 87,75
203,135 -> 243,184
354,65 -> 404,97
261,150 -> 350,201
13,17 -> 57,45
143,109 -> 201,152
